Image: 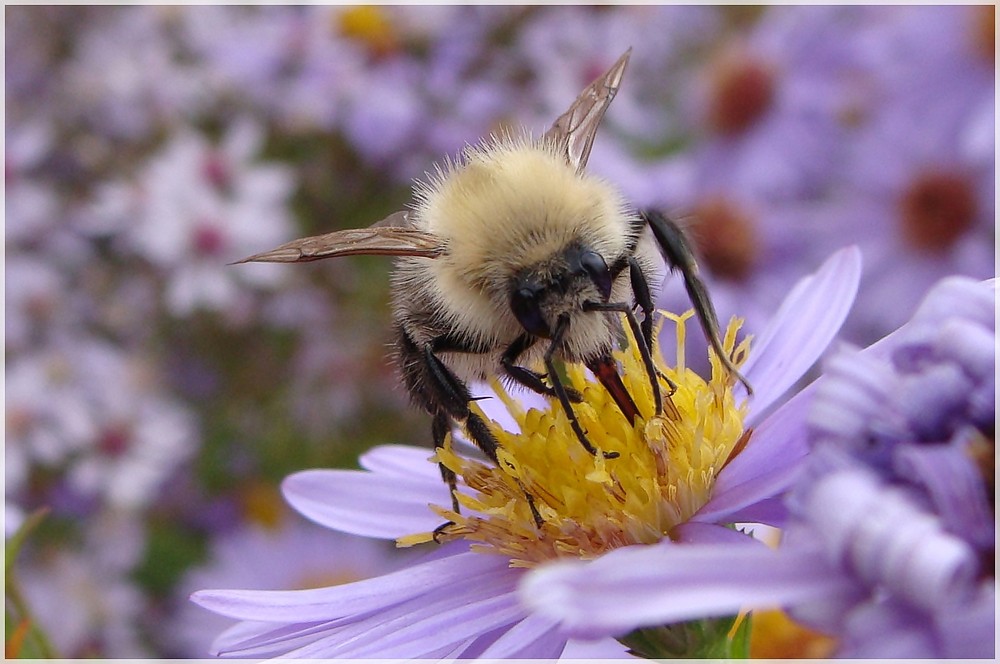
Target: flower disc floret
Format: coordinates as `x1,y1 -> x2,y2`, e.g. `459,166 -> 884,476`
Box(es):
399,312 -> 750,566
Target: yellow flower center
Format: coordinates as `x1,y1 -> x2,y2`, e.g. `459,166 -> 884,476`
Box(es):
398,311 -> 751,567
749,609 -> 837,658
335,6 -> 399,58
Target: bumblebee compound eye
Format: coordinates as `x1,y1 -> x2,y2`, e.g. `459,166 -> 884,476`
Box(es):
510,286 -> 550,338
580,250 -> 612,301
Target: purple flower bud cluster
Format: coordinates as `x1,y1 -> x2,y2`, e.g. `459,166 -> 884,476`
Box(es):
789,276 -> 995,657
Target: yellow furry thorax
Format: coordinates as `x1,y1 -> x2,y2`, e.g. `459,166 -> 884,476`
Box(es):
412,136 -> 634,292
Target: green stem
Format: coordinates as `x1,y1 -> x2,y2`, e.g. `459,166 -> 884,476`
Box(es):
617,614 -> 751,659
5,508 -> 59,659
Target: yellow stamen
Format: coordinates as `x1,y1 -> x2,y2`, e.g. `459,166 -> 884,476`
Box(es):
241,481 -> 286,530
399,311 -> 751,567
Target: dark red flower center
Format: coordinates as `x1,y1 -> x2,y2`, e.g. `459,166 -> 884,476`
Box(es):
973,5 -> 995,64
192,220 -> 227,257
98,425 -> 132,458
708,57 -> 776,136
202,152 -> 231,191
690,197 -> 759,281
898,170 -> 977,253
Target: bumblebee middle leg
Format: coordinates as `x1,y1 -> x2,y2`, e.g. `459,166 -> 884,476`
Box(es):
583,299 -> 663,416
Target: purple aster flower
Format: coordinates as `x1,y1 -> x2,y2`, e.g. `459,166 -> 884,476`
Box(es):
190,247 -> 860,658
522,275 -> 993,658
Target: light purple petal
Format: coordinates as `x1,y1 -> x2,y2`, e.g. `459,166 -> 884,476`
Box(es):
838,599 -> 936,658
738,246 -> 862,426
478,613 -> 567,659
672,521 -> 764,545
893,437 -> 994,549
714,495 -> 789,525
800,468 -> 978,613
210,619 -> 335,658
907,276 -> 995,332
521,540 -> 857,637
213,565 -> 526,659
286,581 -> 525,658
357,443 -> 440,480
927,317 -> 995,383
281,468 -> 448,539
862,276 -> 996,363
191,547 -> 501,621
806,346 -> 904,453
936,581 -> 996,658
562,636 -> 637,659
692,383 -> 814,524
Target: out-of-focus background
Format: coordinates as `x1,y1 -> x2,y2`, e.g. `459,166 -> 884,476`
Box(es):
4,5 -> 994,658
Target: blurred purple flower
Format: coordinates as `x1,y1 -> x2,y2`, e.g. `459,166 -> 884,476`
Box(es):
523,275 -> 994,658
671,6 -> 872,204
190,247 -> 860,658
827,6 -> 995,343
654,5 -> 994,374
518,6 -> 722,142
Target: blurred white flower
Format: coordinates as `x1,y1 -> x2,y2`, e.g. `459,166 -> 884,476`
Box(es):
59,6 -> 208,139
5,336 -> 198,512
92,118 -> 297,316
17,512 -> 150,657
5,119 -> 59,244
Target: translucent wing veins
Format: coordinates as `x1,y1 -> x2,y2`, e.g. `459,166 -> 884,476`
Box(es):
543,48 -> 632,173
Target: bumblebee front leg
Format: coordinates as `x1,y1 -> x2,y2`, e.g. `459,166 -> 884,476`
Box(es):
420,340 -> 501,464
545,315 -> 620,459
500,333 -> 583,402
396,328 -> 498,519
639,209 -> 752,394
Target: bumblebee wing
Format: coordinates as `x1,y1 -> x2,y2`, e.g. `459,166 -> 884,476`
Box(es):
542,48 -> 631,174
232,214 -> 444,265
367,209 -> 418,230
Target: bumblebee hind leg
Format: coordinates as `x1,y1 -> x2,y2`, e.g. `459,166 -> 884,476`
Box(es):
639,209 -> 752,394
396,326 -> 543,531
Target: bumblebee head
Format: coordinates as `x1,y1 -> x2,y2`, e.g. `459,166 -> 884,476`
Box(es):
509,243 -> 614,339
